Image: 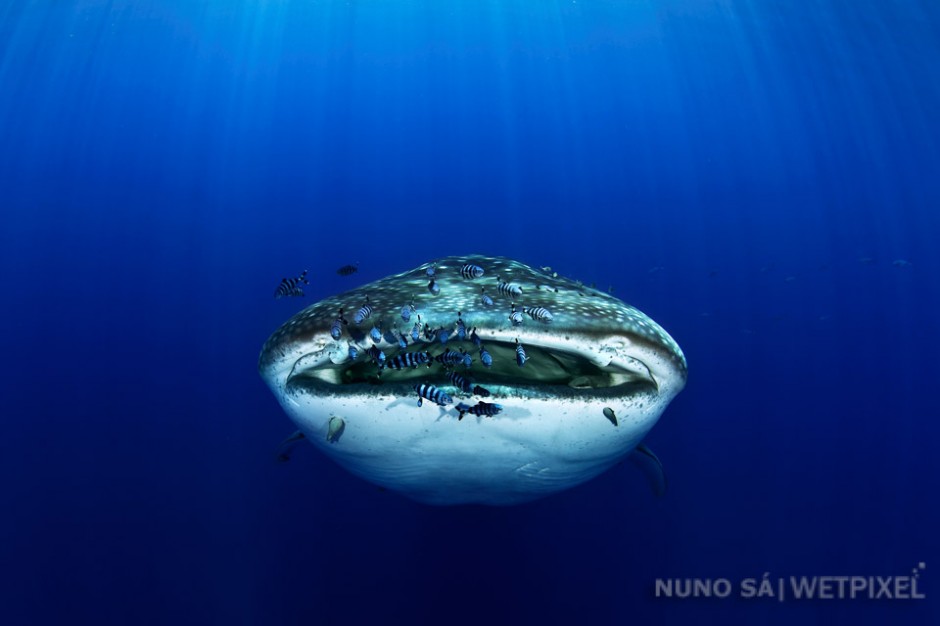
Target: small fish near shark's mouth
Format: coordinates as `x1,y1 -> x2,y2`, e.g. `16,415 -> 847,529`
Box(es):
259,255 -> 687,505
286,332 -> 665,401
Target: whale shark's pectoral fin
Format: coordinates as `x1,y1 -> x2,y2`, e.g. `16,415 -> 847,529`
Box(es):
630,443 -> 667,496
275,430 -> 307,463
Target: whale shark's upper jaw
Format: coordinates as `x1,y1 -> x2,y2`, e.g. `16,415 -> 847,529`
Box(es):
259,256 -> 687,401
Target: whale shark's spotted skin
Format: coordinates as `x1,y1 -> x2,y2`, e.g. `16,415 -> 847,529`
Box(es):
259,256 -> 686,505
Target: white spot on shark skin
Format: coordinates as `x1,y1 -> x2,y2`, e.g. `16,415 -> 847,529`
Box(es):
259,255 -> 687,505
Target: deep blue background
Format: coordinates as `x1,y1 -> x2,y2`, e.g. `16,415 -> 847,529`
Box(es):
1,1 -> 937,624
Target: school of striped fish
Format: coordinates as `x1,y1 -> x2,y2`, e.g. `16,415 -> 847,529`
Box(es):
305,261 -> 518,420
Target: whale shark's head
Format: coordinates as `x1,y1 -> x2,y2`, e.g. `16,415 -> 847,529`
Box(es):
259,256 -> 686,505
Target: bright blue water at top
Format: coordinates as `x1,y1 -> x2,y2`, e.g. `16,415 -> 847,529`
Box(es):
1,1 -> 937,624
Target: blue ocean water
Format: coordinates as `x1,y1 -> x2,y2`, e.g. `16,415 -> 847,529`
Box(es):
1,1 -> 937,624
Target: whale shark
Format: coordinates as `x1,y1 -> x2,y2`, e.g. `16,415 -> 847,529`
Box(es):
259,255 -> 687,505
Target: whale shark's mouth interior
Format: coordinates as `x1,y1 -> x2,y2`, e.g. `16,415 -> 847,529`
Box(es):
286,338 -> 659,399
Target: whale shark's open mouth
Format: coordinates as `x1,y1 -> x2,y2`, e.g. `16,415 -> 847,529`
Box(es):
286,337 -> 660,401
260,255 -> 686,505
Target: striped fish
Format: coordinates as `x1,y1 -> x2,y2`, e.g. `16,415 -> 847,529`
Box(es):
347,343 -> 360,360
330,309 -> 347,340
353,298 -> 373,325
480,288 -> 494,308
455,401 -> 503,421
459,264 -> 485,279
523,306 -> 554,323
367,345 -> 386,371
336,263 -> 359,276
274,270 -> 309,299
427,279 -> 440,295
496,278 -> 523,299
455,312 -> 467,341
397,332 -> 409,349
411,318 -> 421,343
448,372 -> 491,397
515,339 -> 528,367
370,326 -> 383,344
508,306 -> 524,326
479,345 -> 493,368
401,303 -> 415,322
414,383 -> 452,407
387,351 -> 432,370
469,327 -> 481,346
434,349 -> 466,367
448,371 -> 474,393
437,325 -> 452,345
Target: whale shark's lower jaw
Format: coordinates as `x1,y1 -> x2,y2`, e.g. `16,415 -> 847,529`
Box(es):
276,384 -> 675,505
259,255 -> 686,505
